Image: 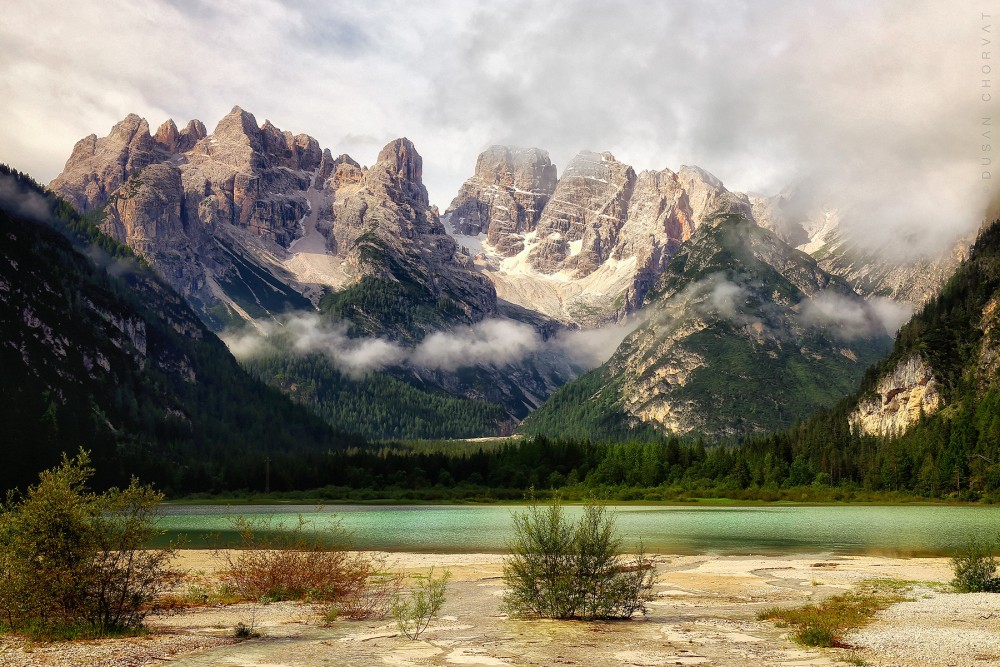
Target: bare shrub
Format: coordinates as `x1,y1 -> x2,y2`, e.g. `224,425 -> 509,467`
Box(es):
218,513 -> 399,620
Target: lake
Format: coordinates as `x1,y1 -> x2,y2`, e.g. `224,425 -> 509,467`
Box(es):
155,503 -> 1000,556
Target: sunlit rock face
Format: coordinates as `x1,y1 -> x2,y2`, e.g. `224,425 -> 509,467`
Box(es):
849,355 -> 942,437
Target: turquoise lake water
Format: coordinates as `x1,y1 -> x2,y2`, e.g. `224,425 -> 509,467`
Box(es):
155,504 -> 1000,556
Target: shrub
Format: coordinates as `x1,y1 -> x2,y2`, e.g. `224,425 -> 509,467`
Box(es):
502,498 -> 655,620
0,451 -> 179,638
392,567 -> 450,640
218,512 -> 397,619
952,537 -> 1000,592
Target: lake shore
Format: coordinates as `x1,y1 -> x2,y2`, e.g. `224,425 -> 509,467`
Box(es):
2,550 -> 997,667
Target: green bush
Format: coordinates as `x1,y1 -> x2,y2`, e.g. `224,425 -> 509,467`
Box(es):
502,498 -> 655,620
392,567 -> 450,640
952,537 -> 1000,592
0,451 -> 179,638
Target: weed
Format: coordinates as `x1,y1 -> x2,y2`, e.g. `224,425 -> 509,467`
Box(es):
392,568 -> 450,640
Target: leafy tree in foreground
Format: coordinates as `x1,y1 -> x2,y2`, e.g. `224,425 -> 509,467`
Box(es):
502,498 -> 655,620
0,450 -> 179,638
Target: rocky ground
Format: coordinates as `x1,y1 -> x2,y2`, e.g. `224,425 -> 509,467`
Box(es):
1,551 -> 997,667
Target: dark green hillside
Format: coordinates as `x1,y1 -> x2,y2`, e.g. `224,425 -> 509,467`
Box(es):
243,353 -> 511,440
749,219 -> 1000,497
0,166 -> 362,494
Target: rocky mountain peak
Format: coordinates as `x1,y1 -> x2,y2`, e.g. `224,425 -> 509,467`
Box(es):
179,119 -> 207,150
108,113 -> 150,143
258,120 -> 322,171
473,145 -> 558,191
317,149 -> 362,188
443,145 -> 557,253
528,149 -> 636,275
373,138 -> 427,205
50,113 -> 164,212
50,107 -> 325,324
153,119 -> 180,151
212,106 -> 259,141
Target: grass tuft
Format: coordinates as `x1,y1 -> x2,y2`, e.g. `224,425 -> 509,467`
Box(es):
757,579 -> 913,648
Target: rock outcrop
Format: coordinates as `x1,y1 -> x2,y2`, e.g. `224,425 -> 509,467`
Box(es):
849,356 -> 941,437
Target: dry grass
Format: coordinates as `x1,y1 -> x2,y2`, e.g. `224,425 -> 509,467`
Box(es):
757,579 -> 913,647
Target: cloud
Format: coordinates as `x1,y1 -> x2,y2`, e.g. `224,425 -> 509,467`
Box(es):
223,312 -> 632,377
666,272 -> 755,325
798,291 -> 889,340
1,1 -> 992,263
0,174 -> 51,220
427,1 -> 993,260
411,319 -> 541,371
552,318 -> 644,368
706,280 -> 748,321
867,297 -> 916,334
652,272 -> 901,342
222,314 -> 406,377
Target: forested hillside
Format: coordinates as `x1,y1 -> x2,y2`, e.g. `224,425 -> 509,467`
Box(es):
244,354 -> 511,440
0,166 -> 362,494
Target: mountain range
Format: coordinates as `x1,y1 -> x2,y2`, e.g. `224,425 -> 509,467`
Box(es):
22,107 -> 976,446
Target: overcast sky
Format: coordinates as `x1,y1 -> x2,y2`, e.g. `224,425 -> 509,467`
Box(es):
1,1 -> 995,257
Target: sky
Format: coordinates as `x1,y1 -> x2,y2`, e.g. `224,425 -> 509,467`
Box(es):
1,0 -> 996,258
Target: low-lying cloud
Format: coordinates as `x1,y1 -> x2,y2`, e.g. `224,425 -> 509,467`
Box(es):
799,292 -> 882,340
410,319 -> 541,371
0,174 -> 51,221
657,272 -> 913,341
223,312 -> 640,377
799,292 -> 914,340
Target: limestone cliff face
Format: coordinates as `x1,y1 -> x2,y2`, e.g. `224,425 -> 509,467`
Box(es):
444,146 -> 557,255
977,297 -> 1000,390
445,148 -> 758,325
181,106 -> 314,246
849,356 -> 941,437
324,138 -> 497,330
50,111 -> 495,332
528,151 -> 636,275
50,114 -> 165,213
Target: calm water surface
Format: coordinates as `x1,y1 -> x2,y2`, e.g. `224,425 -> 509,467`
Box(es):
155,504 -> 1000,556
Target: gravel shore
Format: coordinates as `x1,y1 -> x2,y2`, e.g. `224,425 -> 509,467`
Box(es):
0,551 -> 995,667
